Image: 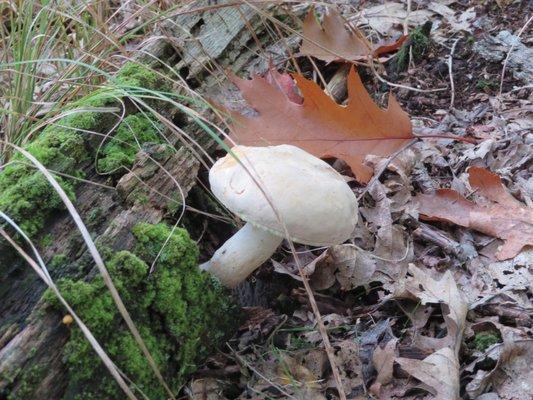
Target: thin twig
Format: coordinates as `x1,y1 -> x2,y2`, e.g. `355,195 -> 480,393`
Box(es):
499,14 -> 533,96
447,37 -> 460,109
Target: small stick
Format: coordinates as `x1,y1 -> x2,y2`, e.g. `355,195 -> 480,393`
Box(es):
447,37 -> 460,109
499,15 -> 533,96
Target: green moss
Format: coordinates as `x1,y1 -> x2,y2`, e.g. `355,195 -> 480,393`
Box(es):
476,79 -> 498,92
474,331 -> 501,352
50,254 -> 67,269
115,62 -> 170,92
0,61 -> 169,239
395,21 -> 432,72
98,114 -> 164,174
0,95 -> 101,236
7,364 -> 47,400
45,223 -> 238,399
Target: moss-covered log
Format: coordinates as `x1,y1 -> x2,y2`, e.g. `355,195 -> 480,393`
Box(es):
0,1 -> 295,398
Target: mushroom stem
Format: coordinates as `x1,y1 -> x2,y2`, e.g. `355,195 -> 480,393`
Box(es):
200,222 -> 283,288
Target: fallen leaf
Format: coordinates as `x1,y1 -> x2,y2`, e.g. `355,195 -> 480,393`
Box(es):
189,378 -> 226,400
394,264 -> 468,352
466,340 -> 533,399
300,8 -> 371,62
300,8 -> 407,62
330,244 -> 377,291
226,67 -> 414,183
354,3 -> 434,36
330,340 -> 364,396
428,3 -> 476,33
485,250 -> 533,291
370,338 -> 398,395
396,347 -> 460,400
415,167 -> 533,260
264,66 -> 303,104
277,354 -> 320,389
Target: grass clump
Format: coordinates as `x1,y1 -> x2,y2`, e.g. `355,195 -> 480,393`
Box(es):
44,222 -> 238,399
98,114 -> 164,174
394,21 -> 432,72
473,331 -> 501,352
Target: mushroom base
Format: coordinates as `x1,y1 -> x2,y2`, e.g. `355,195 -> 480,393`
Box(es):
200,222 -> 283,288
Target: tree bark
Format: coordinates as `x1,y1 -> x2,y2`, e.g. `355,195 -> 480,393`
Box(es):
0,1 -> 298,398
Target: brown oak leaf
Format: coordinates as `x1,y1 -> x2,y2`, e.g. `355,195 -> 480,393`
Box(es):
416,167 -> 533,260
300,8 -> 407,62
226,67 -> 414,183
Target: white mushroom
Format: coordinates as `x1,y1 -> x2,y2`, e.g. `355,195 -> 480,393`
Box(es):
200,144 -> 358,287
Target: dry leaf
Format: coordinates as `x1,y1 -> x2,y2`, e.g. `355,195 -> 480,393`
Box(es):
394,264 -> 468,352
300,9 -> 407,62
330,340 -> 364,396
277,354 -> 320,388
330,244 -> 377,291
369,338 -> 398,396
189,378 -> 226,400
428,3 -> 476,33
416,167 -> 533,260
396,347 -> 460,400
226,67 -> 413,182
355,3 -> 434,36
466,340 -> 533,399
300,8 -> 371,62
300,8 -> 406,62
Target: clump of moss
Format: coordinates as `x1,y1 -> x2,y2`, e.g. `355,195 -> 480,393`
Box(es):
45,223 -> 238,399
0,128 -> 88,236
115,62 -> 170,92
0,62 -> 171,239
98,114 -> 164,174
7,364 -> 47,400
473,331 -> 501,352
394,21 -> 432,72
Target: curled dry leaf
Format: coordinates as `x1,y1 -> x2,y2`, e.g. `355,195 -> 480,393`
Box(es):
299,8 -> 407,62
300,7 -> 371,62
369,338 -> 398,396
396,347 -> 460,400
391,265 -> 468,400
226,67 -> 413,183
416,167 -> 533,260
395,264 -> 468,352
466,340 -> 533,399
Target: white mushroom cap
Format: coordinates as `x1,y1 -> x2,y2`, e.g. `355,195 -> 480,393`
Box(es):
210,144 -> 358,246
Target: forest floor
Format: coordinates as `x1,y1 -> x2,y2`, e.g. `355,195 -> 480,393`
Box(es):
188,1 -> 532,400
1,1 -> 531,399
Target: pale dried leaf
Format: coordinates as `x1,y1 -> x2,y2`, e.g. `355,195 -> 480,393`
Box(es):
397,347 -> 460,400
371,338 -> 398,390
355,3 -> 434,36
394,264 -> 468,352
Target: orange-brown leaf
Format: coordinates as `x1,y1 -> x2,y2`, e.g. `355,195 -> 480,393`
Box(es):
300,8 -> 372,62
226,67 -> 413,183
300,8 -> 406,62
416,167 -> 533,260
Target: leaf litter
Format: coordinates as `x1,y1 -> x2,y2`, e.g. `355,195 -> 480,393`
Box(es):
193,2 -> 533,399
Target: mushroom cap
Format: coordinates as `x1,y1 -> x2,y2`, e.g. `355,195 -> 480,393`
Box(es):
209,145 -> 358,246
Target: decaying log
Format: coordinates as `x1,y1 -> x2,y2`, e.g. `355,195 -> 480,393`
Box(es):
0,1 -> 300,398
